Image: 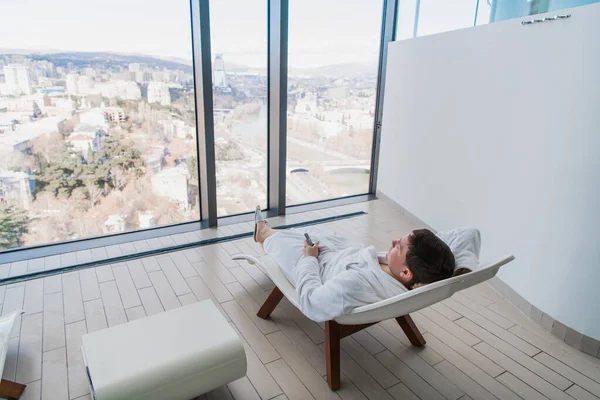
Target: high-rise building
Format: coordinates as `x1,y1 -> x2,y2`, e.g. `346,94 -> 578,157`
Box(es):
151,69 -> 172,83
84,68 -> 96,78
66,74 -> 79,95
77,75 -> 95,95
104,107 -> 126,125
129,63 -> 141,72
147,81 -> 171,106
118,81 -> 142,100
3,64 -> 33,95
135,70 -> 151,83
151,166 -> 190,208
33,60 -> 55,78
213,54 -> 227,88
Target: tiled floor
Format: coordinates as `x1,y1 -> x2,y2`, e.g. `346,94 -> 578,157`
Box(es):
3,199 -> 600,400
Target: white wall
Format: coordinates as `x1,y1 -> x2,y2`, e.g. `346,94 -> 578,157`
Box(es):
378,4 -> 600,339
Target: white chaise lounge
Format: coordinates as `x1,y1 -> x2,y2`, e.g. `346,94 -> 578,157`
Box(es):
81,300 -> 246,400
233,253 -> 514,390
0,310 -> 26,399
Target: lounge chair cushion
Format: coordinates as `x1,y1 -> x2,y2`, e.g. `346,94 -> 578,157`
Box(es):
438,227 -> 482,270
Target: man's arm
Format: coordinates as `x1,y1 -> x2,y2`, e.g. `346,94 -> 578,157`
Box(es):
293,255 -> 347,322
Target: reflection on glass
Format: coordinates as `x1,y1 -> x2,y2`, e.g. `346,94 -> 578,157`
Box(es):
286,0 -> 383,206
415,0 -> 478,37
0,0 -> 200,251
395,0 -> 419,40
209,0 -> 268,217
475,0 -> 492,26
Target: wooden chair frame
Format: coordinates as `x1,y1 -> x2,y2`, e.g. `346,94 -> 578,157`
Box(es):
257,286 -> 425,390
0,379 -> 26,399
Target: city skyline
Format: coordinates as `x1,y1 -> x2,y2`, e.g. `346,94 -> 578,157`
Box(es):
0,50 -> 378,75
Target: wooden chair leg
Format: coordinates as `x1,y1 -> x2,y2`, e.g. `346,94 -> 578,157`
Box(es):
396,314 -> 426,347
0,379 -> 26,399
325,321 -> 341,390
257,286 -> 284,319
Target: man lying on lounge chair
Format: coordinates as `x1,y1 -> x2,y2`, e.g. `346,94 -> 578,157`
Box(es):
253,207 -> 475,322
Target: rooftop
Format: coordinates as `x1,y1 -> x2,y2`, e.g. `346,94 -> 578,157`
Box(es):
0,116 -> 64,146
0,169 -> 28,179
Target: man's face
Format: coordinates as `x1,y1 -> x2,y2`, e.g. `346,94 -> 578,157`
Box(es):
386,232 -> 413,286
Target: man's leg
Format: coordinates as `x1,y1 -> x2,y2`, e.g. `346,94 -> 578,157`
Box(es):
255,221 -> 277,245
260,225 -> 307,282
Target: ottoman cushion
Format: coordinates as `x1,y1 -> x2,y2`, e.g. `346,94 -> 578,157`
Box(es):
81,299 -> 246,400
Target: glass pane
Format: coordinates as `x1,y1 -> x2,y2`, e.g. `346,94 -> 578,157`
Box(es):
209,0 -> 268,217
475,0 -> 493,26
396,0 -> 600,35
415,0 -> 478,37
286,0 -> 383,206
483,0 -> 600,24
0,1 -> 200,251
396,0 -> 419,40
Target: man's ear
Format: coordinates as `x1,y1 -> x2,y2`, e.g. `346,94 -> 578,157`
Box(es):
403,266 -> 413,280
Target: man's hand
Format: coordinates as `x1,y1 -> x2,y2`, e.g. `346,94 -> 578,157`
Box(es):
303,241 -> 320,258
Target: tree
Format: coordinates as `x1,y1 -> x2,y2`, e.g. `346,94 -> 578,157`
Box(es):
85,180 -> 104,209
32,102 -> 43,119
0,203 -> 30,250
109,166 -> 129,191
86,147 -> 95,163
34,143 -> 84,198
31,132 -> 64,165
0,151 -> 35,172
71,96 -> 81,109
165,138 -> 194,166
186,156 -> 198,184
70,187 -> 90,212
22,192 -> 72,247
186,156 -> 199,204
95,134 -> 145,181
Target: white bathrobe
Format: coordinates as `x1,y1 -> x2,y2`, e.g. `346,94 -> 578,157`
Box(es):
263,226 -> 407,322
263,226 -> 481,322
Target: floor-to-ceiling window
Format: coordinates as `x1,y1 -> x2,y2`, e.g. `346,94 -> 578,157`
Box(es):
1,0 -> 398,266
285,0 -> 384,206
209,0 -> 268,217
0,0 -> 200,251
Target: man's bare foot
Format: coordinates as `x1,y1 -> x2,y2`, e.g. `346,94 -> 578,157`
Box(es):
255,221 -> 276,244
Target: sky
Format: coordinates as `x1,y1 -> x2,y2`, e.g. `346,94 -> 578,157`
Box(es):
0,0 -> 485,69
1,0 -> 383,69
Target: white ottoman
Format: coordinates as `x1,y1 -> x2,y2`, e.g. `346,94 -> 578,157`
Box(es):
81,299 -> 246,400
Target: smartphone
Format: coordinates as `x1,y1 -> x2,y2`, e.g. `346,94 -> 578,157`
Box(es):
304,233 -> 314,247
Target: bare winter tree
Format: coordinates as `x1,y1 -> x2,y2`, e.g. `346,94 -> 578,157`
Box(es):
85,181 -> 104,209
110,167 -> 129,191
30,132 -> 64,164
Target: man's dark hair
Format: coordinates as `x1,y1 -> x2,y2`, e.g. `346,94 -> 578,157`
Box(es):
405,229 -> 465,287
